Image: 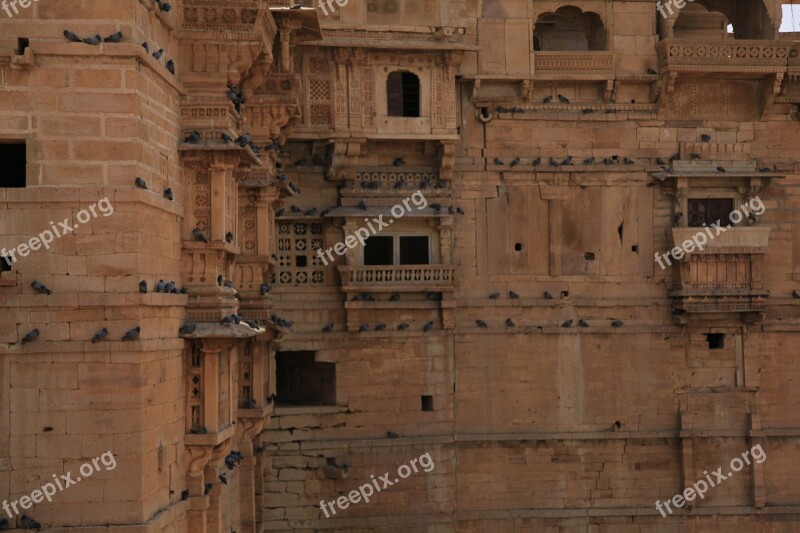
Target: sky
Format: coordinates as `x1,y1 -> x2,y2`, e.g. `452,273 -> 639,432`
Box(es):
781,4 -> 800,32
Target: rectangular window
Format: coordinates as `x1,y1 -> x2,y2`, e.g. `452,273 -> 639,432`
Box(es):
276,351 -> 336,406
688,198 -> 734,227
364,236 -> 394,265
364,235 -> 430,265
0,142 -> 27,188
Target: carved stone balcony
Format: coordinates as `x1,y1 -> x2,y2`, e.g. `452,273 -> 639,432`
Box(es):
667,227 -> 770,320
338,264 -> 457,294
656,39 -> 790,93
534,51 -> 615,80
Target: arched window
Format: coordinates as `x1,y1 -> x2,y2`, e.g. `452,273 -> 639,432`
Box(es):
387,71 -> 420,117
534,6 -> 607,51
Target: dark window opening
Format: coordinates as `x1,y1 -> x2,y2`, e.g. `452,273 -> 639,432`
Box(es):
707,333 -> 725,350
364,236 -> 393,265
17,38 -> 29,55
0,142 -> 27,188
295,255 -> 307,268
688,198 -> 734,227
631,245 -> 639,253
514,243 -> 523,251
276,351 -> 336,406
387,71 -> 420,117
584,252 -> 596,261
1,256 -> 11,273
421,395 -> 434,411
399,236 -> 429,265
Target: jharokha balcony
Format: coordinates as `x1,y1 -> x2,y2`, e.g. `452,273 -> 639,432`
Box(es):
533,51 -> 615,80
656,39 -> 791,93
667,227 -> 770,321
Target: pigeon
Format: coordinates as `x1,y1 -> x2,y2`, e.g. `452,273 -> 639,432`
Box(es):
305,208 -> 318,216
561,320 -> 573,328
225,455 -> 237,470
134,177 -> 148,189
562,156 -> 573,166
163,188 -> 173,201
157,0 -> 172,11
21,329 -> 39,344
748,212 -> 757,223
139,280 -> 148,293
397,323 -> 410,330
422,321 -> 434,332
623,157 -> 635,165
611,320 -> 624,327
717,166 -> 726,173
605,108 -> 618,114
31,281 -> 52,295
394,180 -> 405,189
511,107 -> 525,114
476,320 -> 488,328
496,106 -> 509,113
456,207 -> 465,215
260,284 -> 271,295
602,157 -> 613,165
179,324 -> 197,335
223,280 -> 233,289
290,205 -> 303,214
544,291 -> 553,300
20,515 -> 41,530
509,291 -> 519,299
510,157 -> 521,167
155,280 -> 165,293
690,153 -> 701,160
543,96 -> 553,103
558,94 -> 570,103
393,157 -> 406,167
0,518 -> 9,530
493,157 -> 504,165
358,324 -> 369,333
185,130 -> 201,144
549,157 -> 560,167
235,134 -> 252,147
204,483 -> 213,495
152,49 -> 164,60
656,158 -> 666,165
104,31 -> 123,43
387,431 -> 400,439
583,157 -> 595,165
375,323 -> 387,331
164,281 -> 176,293
647,67 -> 658,75
64,30 -> 83,42
701,134 -> 712,142
489,292 -> 500,299
221,133 -> 233,144
220,315 -> 235,326
83,34 -> 102,45
219,473 -> 227,485
669,152 -> 680,162
673,212 -> 683,227
532,157 -> 541,166
577,320 -> 589,328
181,490 -> 189,501
192,227 -> 208,243
505,318 -> 515,327
166,60 -> 175,75
389,293 -> 400,301
141,42 -> 149,52
322,323 -> 334,332
793,290 -> 800,299
91,328 -> 108,343
121,326 -> 140,341
225,232 -> 234,243
275,208 -> 285,216
357,201 -> 367,211
582,108 -> 594,115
